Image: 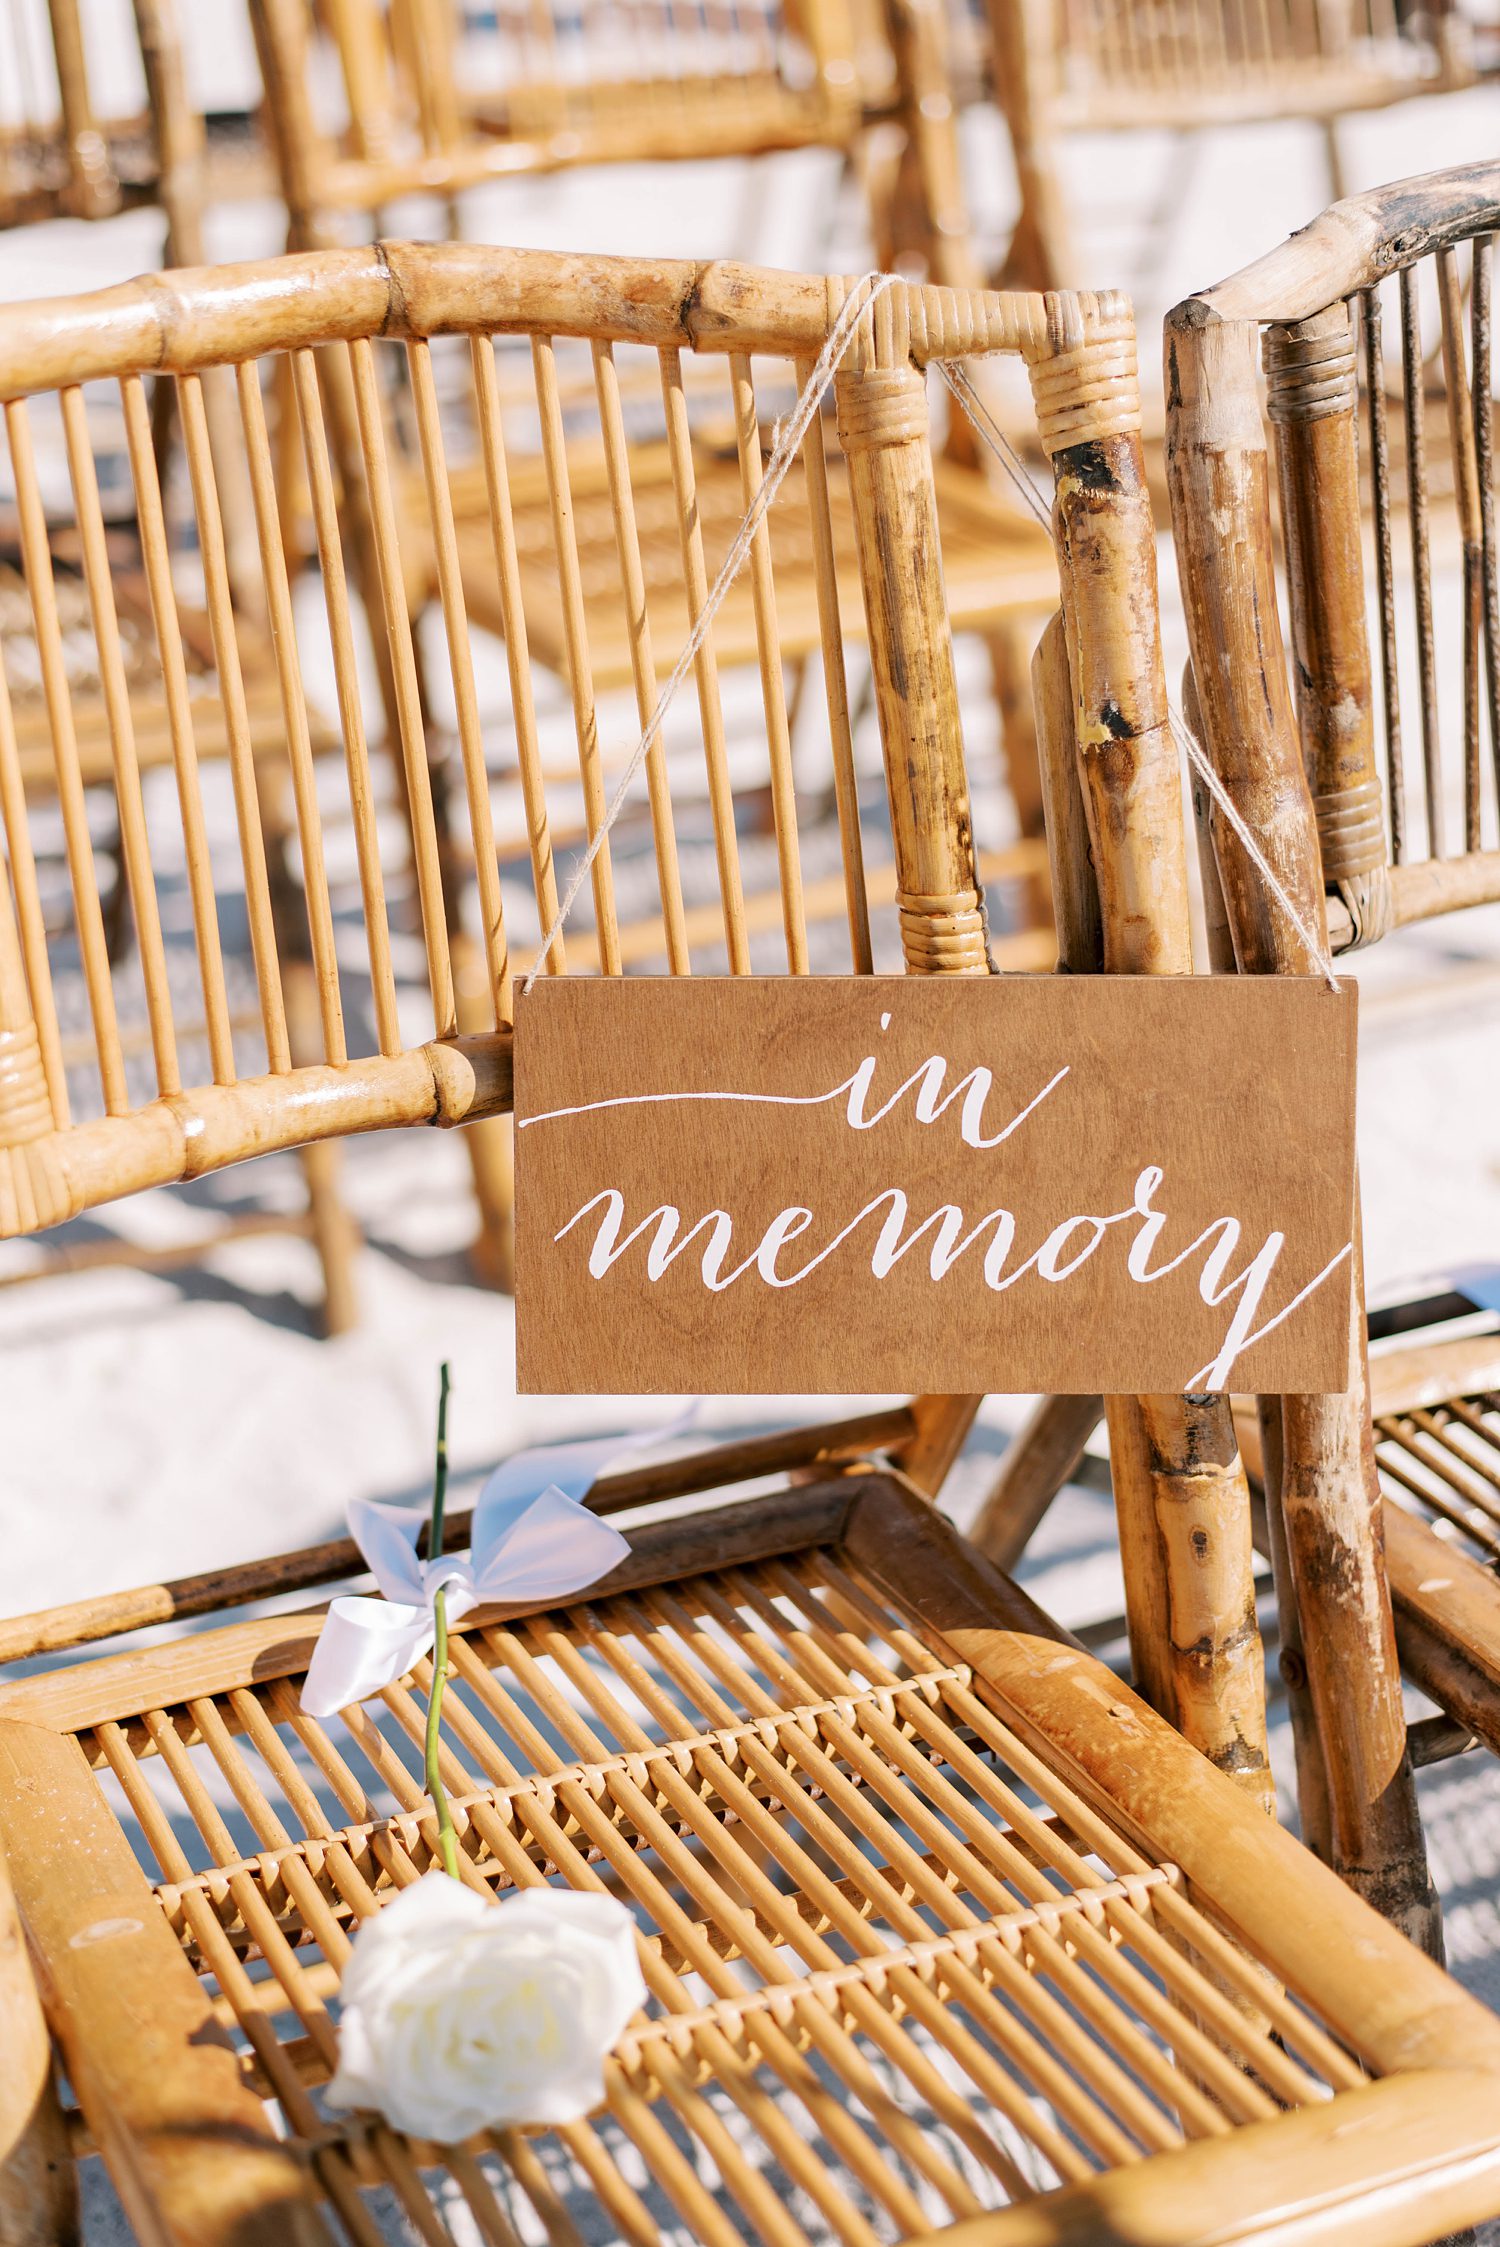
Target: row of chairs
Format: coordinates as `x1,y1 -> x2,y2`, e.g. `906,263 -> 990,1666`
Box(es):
5,0 -> 1482,267
1,0 -> 1489,1334
4,150 -> 1500,2243
1,0 -> 1078,1326
1,0 -> 1489,1317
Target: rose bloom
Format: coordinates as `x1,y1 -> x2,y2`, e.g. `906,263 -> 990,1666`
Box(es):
326,1874 -> 647,2141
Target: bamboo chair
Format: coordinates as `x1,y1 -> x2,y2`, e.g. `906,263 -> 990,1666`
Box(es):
883,0 -> 1479,297
2,0 -> 176,231
242,0 -> 1059,799
1160,156 -> 1500,1932
4,239 -> 1500,2247
0,0 -> 368,1327
0,0 -> 264,251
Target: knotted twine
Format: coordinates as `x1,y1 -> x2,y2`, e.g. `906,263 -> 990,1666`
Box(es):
521,270 -> 899,995
518,273 -> 1342,998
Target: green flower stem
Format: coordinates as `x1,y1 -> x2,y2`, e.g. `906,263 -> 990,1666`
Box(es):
424,1362 -> 460,1882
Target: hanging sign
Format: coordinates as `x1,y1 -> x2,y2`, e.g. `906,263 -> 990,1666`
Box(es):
513,976 -> 1357,1396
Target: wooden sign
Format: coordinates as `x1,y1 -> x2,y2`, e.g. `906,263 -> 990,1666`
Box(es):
513,976 -> 1357,1396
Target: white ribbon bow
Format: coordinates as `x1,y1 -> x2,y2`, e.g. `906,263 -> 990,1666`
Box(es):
301,1410 -> 695,1719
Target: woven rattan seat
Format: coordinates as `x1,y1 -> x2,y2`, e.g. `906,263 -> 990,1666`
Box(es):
7,1467 -> 1500,2244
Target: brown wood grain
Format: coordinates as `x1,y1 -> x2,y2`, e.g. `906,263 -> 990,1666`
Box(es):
515,973 -> 1357,1396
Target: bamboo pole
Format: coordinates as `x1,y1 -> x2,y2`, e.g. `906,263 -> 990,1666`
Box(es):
968,612 -> 1104,1569
1189,701 -> 1337,1850
1263,300 -> 1391,946
1030,297 -> 1274,1810
1165,301 -> 1439,1948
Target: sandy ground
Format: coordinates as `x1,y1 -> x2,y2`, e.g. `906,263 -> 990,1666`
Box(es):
4,14 -> 1500,2237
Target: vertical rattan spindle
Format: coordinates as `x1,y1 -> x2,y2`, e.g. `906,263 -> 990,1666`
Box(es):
835,304 -> 984,1493
836,333 -> 990,978
48,0 -> 118,220
1264,304 -> 1391,946
963,609 -> 1104,1571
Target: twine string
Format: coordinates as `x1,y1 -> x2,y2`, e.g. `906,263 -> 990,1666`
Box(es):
935,359 -> 1343,994
520,270 -> 899,997
517,293 -> 1342,999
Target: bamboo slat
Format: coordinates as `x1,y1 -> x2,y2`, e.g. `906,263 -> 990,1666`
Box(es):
1018,302 -> 1274,1810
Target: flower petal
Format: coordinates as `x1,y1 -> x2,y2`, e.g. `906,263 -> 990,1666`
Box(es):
328,1877 -> 648,2142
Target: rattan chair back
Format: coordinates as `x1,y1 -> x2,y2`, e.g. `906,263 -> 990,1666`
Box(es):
249,0 -> 863,242
1165,156 -> 1500,1942
0,246 -> 1113,1246
1171,159 -> 1500,961
11,244 -> 1496,2247
0,239 -> 1295,1896
909,0 -> 1478,292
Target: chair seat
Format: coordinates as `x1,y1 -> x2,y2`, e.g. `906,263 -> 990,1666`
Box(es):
9,670 -> 343,791
441,443 -> 1058,692
0,563 -> 342,792
4,1472 -> 1500,2247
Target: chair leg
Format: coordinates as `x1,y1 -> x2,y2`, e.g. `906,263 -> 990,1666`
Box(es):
1258,1394 -> 1335,1861
986,619 -> 1051,932
891,1395 -> 981,1499
452,934 -> 514,1292
0,1835 -> 78,2247
463,1111 -> 515,1294
1137,1392 -> 1275,1815
968,1392 -> 1103,1571
297,1136 -> 360,1338
1280,1241 -> 1443,1956
279,930 -> 363,1335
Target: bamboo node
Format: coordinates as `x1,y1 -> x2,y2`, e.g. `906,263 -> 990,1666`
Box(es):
1264,317 -> 1358,423
1313,777 -> 1387,885
1026,313 -> 1142,457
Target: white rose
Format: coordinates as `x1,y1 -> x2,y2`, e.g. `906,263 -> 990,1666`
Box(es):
326,1874 -> 646,2141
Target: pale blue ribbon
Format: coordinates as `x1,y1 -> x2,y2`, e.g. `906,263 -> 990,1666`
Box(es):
301,1408 -> 696,1718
